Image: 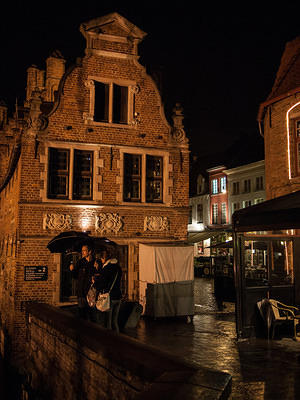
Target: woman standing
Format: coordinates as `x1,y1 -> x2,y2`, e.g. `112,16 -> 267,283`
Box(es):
94,249 -> 122,333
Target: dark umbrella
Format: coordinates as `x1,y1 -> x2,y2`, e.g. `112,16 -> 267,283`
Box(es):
92,237 -> 117,257
47,231 -> 92,253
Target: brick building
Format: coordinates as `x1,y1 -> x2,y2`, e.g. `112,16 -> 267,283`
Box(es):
257,36 -> 300,199
0,13 -> 189,361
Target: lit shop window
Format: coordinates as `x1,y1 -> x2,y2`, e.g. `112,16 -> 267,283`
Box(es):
48,148 -> 93,200
123,153 -> 163,203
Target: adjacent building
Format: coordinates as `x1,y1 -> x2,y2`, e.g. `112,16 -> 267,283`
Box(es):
257,36 -> 300,199
225,160 -> 265,224
0,13 -> 190,361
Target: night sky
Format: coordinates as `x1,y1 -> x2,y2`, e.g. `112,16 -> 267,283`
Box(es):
1,1 -> 299,160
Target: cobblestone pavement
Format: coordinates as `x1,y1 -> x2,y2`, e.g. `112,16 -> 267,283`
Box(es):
125,278 -> 300,399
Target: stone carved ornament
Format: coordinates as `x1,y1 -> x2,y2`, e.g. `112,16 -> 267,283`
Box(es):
144,216 -> 169,231
95,213 -> 123,234
43,213 -> 72,231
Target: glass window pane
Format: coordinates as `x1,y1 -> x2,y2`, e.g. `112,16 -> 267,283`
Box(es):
73,150 -> 93,200
94,81 -> 109,122
243,239 -> 293,287
48,148 -> 69,198
123,154 -> 141,202
146,155 -> 163,202
113,84 -> 128,124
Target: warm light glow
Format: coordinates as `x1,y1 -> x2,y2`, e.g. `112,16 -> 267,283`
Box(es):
286,101 -> 300,179
80,216 -> 91,231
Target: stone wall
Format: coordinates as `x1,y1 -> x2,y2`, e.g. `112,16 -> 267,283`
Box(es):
23,303 -> 231,400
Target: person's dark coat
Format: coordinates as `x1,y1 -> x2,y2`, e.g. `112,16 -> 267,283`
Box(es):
94,258 -> 122,300
72,257 -> 95,298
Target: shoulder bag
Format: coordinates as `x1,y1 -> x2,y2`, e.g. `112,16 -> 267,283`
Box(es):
96,272 -> 118,312
86,283 -> 97,308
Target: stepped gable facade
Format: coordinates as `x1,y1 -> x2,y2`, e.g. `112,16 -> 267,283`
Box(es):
0,13 -> 189,361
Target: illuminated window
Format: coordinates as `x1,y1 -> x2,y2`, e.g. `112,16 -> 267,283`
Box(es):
123,153 -> 163,203
296,119 -> 300,175
232,181 -> 239,195
212,203 -> 218,224
220,177 -> 226,193
212,179 -> 218,194
243,200 -> 252,208
254,198 -> 264,204
48,148 -> 93,200
221,202 -> 226,224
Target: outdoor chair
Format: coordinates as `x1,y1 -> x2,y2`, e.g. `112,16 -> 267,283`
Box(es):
257,298 -> 300,340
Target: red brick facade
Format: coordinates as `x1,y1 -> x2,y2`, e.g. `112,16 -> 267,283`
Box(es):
258,36 -> 300,199
0,13 -> 189,361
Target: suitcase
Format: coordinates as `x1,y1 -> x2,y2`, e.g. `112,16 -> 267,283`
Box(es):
118,301 -> 143,329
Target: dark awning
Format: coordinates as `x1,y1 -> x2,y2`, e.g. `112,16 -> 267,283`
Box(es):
232,190 -> 300,232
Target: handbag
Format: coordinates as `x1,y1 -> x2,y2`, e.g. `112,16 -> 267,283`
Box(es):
96,272 -> 118,312
86,284 -> 97,308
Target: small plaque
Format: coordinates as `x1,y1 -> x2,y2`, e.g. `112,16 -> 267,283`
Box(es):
24,266 -> 48,281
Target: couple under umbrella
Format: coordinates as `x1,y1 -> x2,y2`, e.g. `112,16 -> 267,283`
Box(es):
47,231 -> 122,333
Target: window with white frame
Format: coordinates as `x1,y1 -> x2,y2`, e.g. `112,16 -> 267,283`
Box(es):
254,198 -> 264,204
197,204 -> 203,223
212,179 -> 218,194
243,179 -> 251,193
212,203 -> 218,224
232,202 -> 240,213
232,181 -> 239,195
220,177 -> 226,193
188,206 -> 193,224
255,176 -> 264,191
221,202 -> 226,224
123,153 -> 163,203
86,78 -> 136,125
48,148 -> 93,200
243,200 -> 252,208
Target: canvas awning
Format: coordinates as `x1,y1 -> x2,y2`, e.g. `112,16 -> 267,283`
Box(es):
232,190 -> 300,232
187,230 -> 230,243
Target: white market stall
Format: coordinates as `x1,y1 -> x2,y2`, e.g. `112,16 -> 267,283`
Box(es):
139,243 -> 194,318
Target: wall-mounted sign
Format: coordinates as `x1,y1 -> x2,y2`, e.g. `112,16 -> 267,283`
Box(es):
24,266 -> 48,281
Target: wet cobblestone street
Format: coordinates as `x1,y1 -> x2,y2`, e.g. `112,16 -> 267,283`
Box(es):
125,278 -> 300,399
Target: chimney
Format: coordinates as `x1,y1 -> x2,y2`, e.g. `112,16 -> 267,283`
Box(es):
45,50 -> 66,102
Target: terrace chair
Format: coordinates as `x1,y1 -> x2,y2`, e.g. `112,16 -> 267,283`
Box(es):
269,299 -> 300,340
257,298 -> 300,340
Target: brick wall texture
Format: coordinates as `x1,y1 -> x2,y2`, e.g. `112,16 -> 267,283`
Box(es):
0,13 -> 190,363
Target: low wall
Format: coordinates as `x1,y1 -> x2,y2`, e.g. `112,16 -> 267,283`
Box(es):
24,303 -> 231,399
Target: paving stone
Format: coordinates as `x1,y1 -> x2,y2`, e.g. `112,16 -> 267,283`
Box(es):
125,278 -> 300,400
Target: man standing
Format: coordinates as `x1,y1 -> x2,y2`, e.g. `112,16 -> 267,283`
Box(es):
70,244 -> 95,319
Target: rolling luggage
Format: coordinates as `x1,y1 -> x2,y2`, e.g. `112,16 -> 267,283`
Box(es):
118,301 -> 143,329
